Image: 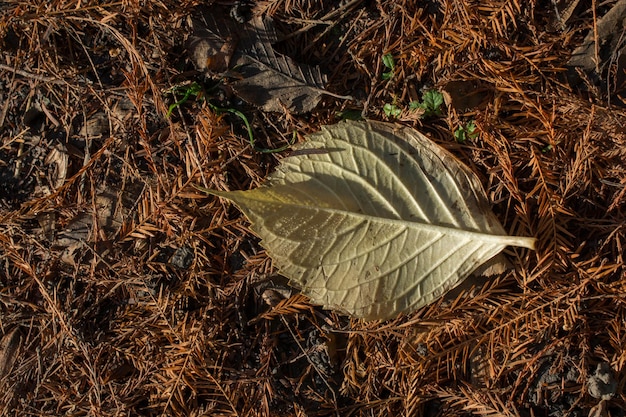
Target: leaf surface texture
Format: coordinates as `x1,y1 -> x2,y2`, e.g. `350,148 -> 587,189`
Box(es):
206,121 -> 536,320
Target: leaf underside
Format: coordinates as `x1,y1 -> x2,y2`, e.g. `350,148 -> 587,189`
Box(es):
206,121 -> 536,320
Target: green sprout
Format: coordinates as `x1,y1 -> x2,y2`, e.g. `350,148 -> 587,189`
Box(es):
382,53 -> 395,80
410,90 -> 444,118
166,81 -> 204,118
336,109 -> 364,121
383,102 -> 402,118
454,120 -> 479,143
165,81 -> 289,153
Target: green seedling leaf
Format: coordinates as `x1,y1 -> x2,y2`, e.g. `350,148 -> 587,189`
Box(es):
382,53 -> 395,80
383,103 -> 401,118
454,127 -> 466,143
198,121 -> 536,320
466,120 -> 478,137
336,109 -> 364,121
454,120 -> 479,143
166,81 -> 204,117
382,53 -> 395,69
418,90 -> 444,117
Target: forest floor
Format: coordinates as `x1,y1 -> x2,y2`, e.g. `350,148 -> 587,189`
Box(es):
1,0 -> 626,416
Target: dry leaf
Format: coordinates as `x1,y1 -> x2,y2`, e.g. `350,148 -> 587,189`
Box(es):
442,80 -> 492,112
568,0 -> 626,103
189,7 -> 349,113
0,328 -> 21,381
54,183 -> 143,265
200,121 -> 536,320
44,143 -> 68,189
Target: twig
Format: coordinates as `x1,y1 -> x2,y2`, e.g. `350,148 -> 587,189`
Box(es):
0,70 -> 15,129
592,0 -> 600,75
280,316 -> 340,417
278,0 -> 364,42
0,63 -> 65,84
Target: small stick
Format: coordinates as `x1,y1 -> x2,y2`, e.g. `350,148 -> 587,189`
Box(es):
0,63 -> 65,84
592,0 -> 600,75
279,0 -> 364,42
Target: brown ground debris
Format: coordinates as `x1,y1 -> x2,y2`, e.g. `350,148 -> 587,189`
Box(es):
1,0 -> 625,416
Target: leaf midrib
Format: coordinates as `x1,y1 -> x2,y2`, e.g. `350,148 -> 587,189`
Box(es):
253,197 -> 536,249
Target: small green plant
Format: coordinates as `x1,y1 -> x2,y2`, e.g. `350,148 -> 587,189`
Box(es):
454,120 -> 479,143
410,90 -> 444,118
166,81 -> 204,117
165,81 -> 289,153
336,109 -> 364,121
382,53 -> 395,80
383,102 -> 402,118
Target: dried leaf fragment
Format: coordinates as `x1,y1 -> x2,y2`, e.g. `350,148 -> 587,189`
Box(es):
189,7 -> 348,113
567,0 -> 626,103
200,121 -> 536,320
0,328 -> 21,381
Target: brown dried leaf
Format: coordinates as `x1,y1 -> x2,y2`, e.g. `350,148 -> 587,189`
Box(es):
568,0 -> 626,102
0,328 -> 20,382
442,80 -> 492,113
189,7 -> 347,113
44,144 -> 68,190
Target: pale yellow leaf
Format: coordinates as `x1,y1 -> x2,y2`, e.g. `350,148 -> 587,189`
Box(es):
200,121 -> 536,320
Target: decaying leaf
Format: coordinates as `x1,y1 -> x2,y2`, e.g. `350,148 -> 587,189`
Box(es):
200,121 -> 536,320
442,80 -> 492,112
53,183 -> 143,265
189,7 -> 349,113
550,0 -> 581,29
44,143 -> 69,190
567,0 -> 626,103
0,328 -> 21,382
